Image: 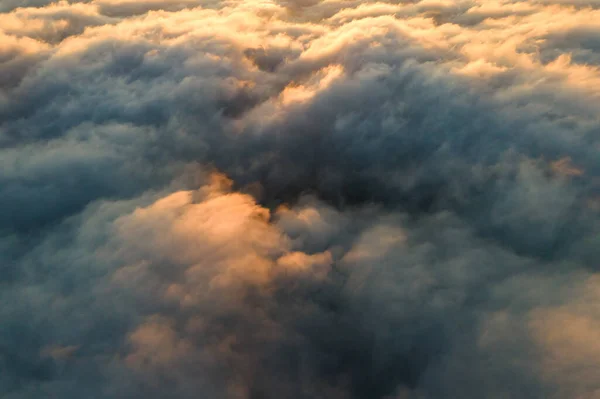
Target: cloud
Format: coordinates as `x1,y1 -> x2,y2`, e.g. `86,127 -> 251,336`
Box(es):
529,276 -> 600,398
1,0 -> 600,398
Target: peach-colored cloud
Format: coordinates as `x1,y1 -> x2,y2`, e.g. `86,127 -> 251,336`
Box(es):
114,174 -> 285,298
550,157 -> 585,177
280,63 -> 344,104
126,315 -> 193,368
112,173 -> 343,312
276,250 -> 332,279
3,0 -> 598,112
529,275 -> 600,397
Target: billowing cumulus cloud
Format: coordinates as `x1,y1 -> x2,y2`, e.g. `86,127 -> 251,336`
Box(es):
1,0 -> 600,398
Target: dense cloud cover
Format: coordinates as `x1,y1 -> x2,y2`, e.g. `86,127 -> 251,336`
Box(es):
1,0 -> 600,398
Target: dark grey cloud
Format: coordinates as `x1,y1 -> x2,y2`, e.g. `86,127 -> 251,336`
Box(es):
540,26 -> 600,66
1,1 -> 600,398
0,0 -> 58,13
95,0 -> 205,17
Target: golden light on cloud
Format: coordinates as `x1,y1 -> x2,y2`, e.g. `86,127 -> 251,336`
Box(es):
529,276 -> 600,396
551,157 -> 584,177
280,64 -> 344,104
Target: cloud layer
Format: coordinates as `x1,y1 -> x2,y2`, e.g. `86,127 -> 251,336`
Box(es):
1,1 -> 600,398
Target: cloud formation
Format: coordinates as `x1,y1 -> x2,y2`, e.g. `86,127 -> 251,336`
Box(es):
1,1 -> 600,398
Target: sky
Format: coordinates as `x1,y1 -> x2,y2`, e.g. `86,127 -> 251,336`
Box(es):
1,0 -> 600,398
